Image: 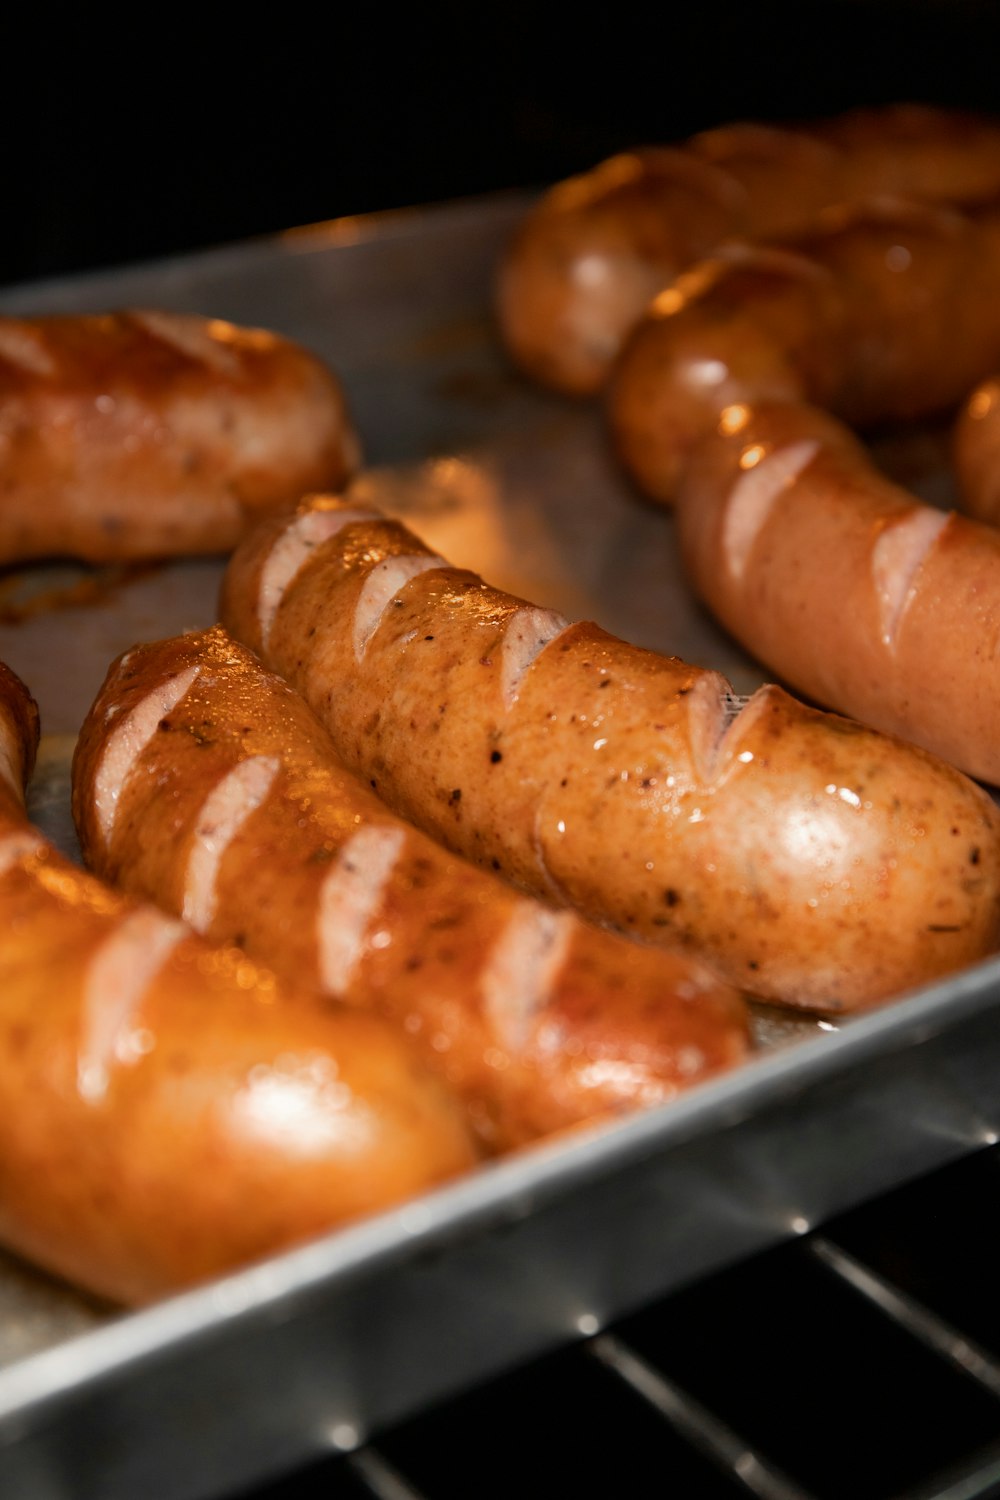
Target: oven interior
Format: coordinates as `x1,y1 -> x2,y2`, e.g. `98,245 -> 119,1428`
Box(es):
240,1145 -> 1000,1500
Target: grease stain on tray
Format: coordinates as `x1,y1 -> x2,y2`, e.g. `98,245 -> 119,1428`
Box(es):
0,560 -> 162,625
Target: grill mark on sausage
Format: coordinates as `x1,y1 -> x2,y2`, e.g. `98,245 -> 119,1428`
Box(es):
317,824 -> 406,995
0,319 -> 57,377
126,311 -> 245,378
93,666 -> 200,847
871,507 -> 951,648
93,666 -> 200,852
531,804 -> 576,907
722,438 -> 820,580
683,672 -> 734,784
501,607 -> 571,708
181,756 -> 282,933
481,903 -> 574,1052
258,507 -> 378,648
353,555 -> 446,662
77,907 -> 187,1104
687,680 -> 773,784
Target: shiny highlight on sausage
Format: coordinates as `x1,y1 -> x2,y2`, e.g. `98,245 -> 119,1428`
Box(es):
0,658 -> 477,1304
497,104 -> 1000,396
218,497 -> 1000,1013
675,398 -> 1000,788
73,625 -> 750,1152
0,310 -> 360,564
608,195 -> 1000,505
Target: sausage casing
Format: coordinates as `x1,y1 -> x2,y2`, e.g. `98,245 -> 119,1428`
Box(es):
608,196 -> 1000,505
218,497 -> 1000,1013
675,398 -> 1000,788
0,310 -> 360,563
498,105 -> 1000,396
72,625 -> 750,1152
0,659 -> 477,1304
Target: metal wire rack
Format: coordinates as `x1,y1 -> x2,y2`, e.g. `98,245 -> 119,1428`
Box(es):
235,1145 -> 1000,1500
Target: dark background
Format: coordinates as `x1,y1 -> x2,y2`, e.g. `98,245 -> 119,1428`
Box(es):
2,0 -> 999,292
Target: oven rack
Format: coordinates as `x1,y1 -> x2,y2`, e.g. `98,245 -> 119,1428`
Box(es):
240,1145 -> 1000,1500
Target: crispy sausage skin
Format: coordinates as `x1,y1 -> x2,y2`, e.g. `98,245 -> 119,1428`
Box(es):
955,375 -> 1000,526
497,105 -> 1000,396
0,310 -> 360,564
218,497 -> 1000,1014
0,659 -> 477,1305
607,195 -> 1000,505
675,398 -> 1000,788
72,625 -> 750,1152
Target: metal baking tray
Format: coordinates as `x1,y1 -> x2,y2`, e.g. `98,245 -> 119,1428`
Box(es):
1,193 -> 999,1500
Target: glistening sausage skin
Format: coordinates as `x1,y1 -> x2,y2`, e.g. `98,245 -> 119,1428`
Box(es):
72,625 -> 750,1153
0,310 -> 360,564
0,658 -> 476,1305
218,496 -> 1000,1013
607,196 -> 1000,505
675,398 -> 1000,789
497,104 -> 1000,396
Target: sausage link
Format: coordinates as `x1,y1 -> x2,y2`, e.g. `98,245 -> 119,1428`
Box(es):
675,398 -> 1000,787
608,195 -> 1000,504
498,105 -> 1000,396
218,497 -> 1000,1013
0,659 -> 477,1304
72,625 -> 750,1152
0,310 -> 360,564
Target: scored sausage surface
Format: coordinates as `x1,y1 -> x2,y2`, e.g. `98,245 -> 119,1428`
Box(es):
219,497 -> 1000,1014
0,310 -> 360,563
0,657 -> 478,1304
675,399 -> 1000,788
72,625 -> 750,1153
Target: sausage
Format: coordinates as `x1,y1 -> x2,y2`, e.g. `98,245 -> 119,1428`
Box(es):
218,496 -> 1000,1014
71,625 -> 750,1152
675,397 -> 1000,789
0,310 -> 360,564
0,656 -> 478,1304
497,104 -> 1000,397
954,374 -> 1000,526
607,195 -> 1000,505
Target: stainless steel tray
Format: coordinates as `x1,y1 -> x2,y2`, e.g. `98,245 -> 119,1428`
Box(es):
0,193 -> 999,1500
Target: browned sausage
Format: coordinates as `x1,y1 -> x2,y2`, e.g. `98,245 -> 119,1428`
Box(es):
72,625 -> 750,1152
0,310 -> 360,563
218,496 -> 1000,1013
497,105 -> 1000,397
0,657 -> 477,1304
607,195 -> 1000,505
675,397 -> 1000,789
